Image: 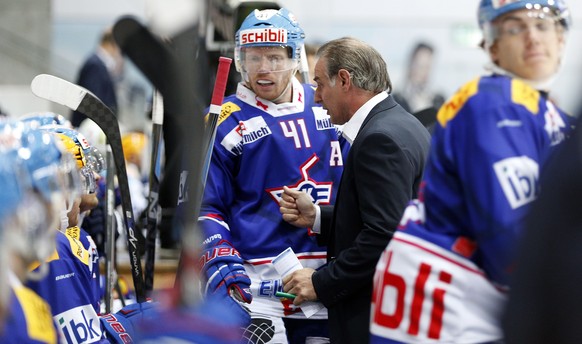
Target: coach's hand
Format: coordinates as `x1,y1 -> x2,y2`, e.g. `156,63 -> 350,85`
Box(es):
279,186 -> 316,228
283,268 -> 318,306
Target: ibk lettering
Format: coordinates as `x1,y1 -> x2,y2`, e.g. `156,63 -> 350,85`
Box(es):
57,306 -> 102,343
240,28 -> 287,45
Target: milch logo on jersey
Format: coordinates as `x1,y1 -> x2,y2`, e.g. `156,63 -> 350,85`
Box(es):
221,116 -> 272,156
266,154 -> 333,205
493,156 -> 539,209
313,107 -> 334,131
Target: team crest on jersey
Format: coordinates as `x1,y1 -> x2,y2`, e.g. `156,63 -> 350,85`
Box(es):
220,116 -> 272,156
544,101 -> 566,146
313,107 -> 334,131
266,154 -> 333,205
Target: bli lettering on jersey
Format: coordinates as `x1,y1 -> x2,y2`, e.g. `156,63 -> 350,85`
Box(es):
371,232 -> 505,343
57,304 -> 102,343
267,154 -> 333,205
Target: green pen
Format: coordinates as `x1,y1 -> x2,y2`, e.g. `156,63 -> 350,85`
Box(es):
275,291 -> 296,299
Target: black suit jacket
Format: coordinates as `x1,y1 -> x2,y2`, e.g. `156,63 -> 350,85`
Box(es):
72,53 -> 118,127
312,95 -> 431,343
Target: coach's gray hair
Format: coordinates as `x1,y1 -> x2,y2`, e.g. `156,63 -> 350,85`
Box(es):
317,37 -> 392,93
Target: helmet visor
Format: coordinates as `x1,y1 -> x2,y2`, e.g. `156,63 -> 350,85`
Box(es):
239,46 -> 298,74
84,146 -> 106,174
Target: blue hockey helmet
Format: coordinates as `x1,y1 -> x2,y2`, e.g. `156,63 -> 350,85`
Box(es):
0,149 -> 27,320
19,111 -> 72,128
234,8 -> 305,74
478,0 -> 571,29
40,125 -> 106,189
0,120 -> 80,270
10,123 -> 80,205
0,151 -> 26,225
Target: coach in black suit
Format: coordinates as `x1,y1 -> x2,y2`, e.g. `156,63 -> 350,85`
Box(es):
279,37 -> 430,343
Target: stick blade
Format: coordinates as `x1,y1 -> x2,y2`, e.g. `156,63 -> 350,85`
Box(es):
30,74 -> 86,111
113,16 -> 172,95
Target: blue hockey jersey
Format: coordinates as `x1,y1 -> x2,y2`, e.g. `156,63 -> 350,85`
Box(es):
398,75 -> 574,288
67,226 -> 102,304
27,230 -> 105,343
199,78 -> 349,318
0,272 -> 57,344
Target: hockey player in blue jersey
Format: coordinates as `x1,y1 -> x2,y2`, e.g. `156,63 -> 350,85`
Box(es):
26,128 -> 107,344
196,7 -> 348,343
0,121 -> 81,343
370,1 -> 573,343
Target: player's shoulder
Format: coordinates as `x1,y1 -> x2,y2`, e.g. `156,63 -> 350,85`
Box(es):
210,94 -> 246,129
58,229 -> 91,266
9,285 -> 57,343
436,75 -> 541,128
65,225 -> 82,240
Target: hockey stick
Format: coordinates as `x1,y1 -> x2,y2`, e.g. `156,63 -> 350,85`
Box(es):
144,90 -> 164,295
171,56 -> 232,305
104,145 -> 116,313
201,57 -> 232,187
30,74 -> 147,303
112,16 -> 174,112
113,16 -> 208,306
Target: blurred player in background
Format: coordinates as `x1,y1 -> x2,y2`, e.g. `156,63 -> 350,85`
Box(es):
0,120 -> 80,343
26,125 -> 107,343
370,0 -> 573,343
